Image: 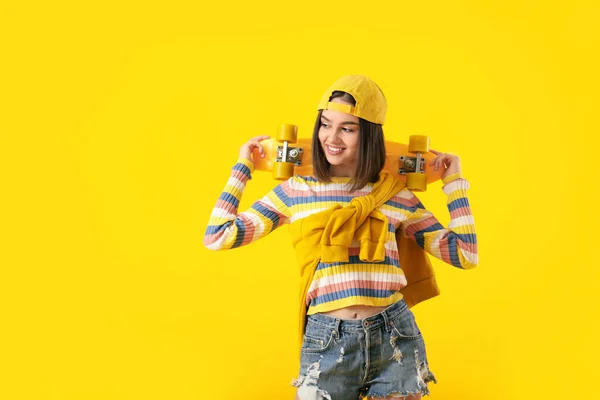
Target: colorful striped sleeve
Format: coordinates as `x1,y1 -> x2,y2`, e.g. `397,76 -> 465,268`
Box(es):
203,157 -> 293,251
399,177 -> 478,269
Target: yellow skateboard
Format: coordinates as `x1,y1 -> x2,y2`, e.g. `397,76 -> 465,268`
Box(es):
252,124 -> 443,191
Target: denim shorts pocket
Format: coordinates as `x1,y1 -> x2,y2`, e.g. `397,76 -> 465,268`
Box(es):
301,321 -> 335,353
389,309 -> 422,340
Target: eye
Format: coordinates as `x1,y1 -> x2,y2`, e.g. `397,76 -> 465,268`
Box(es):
321,122 -> 330,128
342,128 -> 354,133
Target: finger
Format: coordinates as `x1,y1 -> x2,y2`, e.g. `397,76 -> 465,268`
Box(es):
250,141 -> 266,157
250,135 -> 271,142
435,156 -> 447,170
429,154 -> 441,166
442,155 -> 455,168
430,149 -> 440,155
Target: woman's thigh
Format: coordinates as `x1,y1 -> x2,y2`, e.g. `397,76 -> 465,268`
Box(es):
292,318 -> 364,399
362,304 -> 436,399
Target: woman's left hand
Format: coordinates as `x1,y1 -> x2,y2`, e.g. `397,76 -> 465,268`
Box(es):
429,149 -> 461,180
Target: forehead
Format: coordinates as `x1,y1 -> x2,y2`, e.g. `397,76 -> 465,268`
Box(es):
321,109 -> 359,124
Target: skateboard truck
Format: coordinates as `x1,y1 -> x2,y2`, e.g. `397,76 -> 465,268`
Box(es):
398,154 -> 426,175
273,124 -> 300,180
399,135 -> 430,192
276,144 -> 303,166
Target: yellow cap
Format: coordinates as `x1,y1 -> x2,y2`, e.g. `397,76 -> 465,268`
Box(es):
317,74 -> 387,125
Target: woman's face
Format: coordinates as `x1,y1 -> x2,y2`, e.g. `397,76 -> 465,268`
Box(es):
318,98 -> 361,177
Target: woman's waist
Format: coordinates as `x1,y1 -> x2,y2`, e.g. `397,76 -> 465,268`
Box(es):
319,304 -> 390,320
307,297 -> 410,330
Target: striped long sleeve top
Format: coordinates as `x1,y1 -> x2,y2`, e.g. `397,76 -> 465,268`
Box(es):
204,157 -> 478,314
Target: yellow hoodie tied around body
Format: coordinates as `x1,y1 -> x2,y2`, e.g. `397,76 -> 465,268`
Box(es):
288,171 -> 440,351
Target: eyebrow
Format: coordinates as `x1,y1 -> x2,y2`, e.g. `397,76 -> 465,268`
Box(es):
321,115 -> 359,126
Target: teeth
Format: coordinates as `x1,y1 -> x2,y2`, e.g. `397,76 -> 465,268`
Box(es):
327,145 -> 344,153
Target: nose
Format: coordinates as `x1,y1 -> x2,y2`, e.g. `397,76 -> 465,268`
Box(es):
329,128 -> 343,141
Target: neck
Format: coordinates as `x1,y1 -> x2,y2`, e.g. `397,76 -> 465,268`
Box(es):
329,163 -> 357,178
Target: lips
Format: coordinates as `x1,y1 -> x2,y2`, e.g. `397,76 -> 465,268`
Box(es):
325,144 -> 345,155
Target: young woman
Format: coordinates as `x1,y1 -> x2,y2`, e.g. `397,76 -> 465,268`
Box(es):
204,75 -> 478,399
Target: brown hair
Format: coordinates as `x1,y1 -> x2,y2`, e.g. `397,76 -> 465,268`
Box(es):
312,91 -> 386,192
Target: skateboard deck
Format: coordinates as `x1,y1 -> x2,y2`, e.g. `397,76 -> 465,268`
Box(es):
252,124 -> 443,191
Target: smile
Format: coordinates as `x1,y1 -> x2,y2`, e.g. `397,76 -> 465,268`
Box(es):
326,145 -> 345,155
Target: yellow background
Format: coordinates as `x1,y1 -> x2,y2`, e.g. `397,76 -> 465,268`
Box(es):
1,1 -> 598,399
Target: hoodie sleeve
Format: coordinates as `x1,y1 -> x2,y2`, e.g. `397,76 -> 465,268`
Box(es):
203,157 -> 293,250
399,175 -> 478,269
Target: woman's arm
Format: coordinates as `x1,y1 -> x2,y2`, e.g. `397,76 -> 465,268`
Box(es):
399,174 -> 478,269
203,157 -> 293,251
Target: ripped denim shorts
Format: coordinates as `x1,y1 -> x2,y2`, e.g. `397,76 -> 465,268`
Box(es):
292,299 -> 437,399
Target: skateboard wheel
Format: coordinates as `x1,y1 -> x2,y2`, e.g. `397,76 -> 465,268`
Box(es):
273,162 -> 295,180
406,173 -> 427,192
408,135 -> 429,153
277,124 -> 298,143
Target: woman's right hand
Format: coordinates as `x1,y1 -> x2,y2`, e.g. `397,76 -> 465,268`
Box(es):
239,135 -> 270,165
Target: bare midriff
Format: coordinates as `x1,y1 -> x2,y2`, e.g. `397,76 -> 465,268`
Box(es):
320,304 -> 389,320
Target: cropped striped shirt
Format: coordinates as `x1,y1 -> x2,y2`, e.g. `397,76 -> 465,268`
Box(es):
204,158 -> 478,314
